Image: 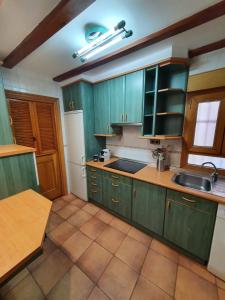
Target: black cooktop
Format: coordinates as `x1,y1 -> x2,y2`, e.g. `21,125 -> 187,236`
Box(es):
105,159 -> 147,174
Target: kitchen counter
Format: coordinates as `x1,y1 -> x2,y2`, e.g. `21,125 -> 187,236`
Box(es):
86,158 -> 225,204
0,144 -> 35,158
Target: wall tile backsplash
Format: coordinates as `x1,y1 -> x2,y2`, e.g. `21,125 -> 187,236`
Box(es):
106,126 -> 182,168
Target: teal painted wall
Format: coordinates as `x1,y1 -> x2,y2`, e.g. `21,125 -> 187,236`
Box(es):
0,70 -> 13,145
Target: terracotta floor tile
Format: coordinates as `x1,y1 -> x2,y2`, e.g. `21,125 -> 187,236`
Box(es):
77,242 -> 112,282
70,198 -> 87,208
48,221 -> 77,246
131,276 -> 172,300
218,288 -> 225,300
128,227 -> 152,247
98,257 -> 138,300
0,268 -> 29,296
31,249 -> 72,295
80,217 -> 107,240
1,274 -> 44,300
88,286 -> 110,300
51,198 -> 67,212
217,277 -> 225,291
61,231 -> 92,262
47,265 -> 94,300
82,202 -> 100,215
142,249 -> 177,296
96,209 -> 114,224
56,204 -> 79,219
179,254 -> 216,284
116,236 -> 148,272
67,209 -> 92,227
110,217 -> 131,234
151,239 -> 179,263
46,212 -> 64,233
62,193 -> 77,202
96,225 -> 126,254
175,266 -> 218,300
28,238 -> 56,272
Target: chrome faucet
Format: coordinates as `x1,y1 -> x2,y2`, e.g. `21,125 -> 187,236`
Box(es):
201,162 -> 218,184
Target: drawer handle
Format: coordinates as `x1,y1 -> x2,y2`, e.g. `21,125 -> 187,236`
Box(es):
166,199 -> 171,210
112,175 -> 119,179
182,197 -> 196,203
112,183 -> 119,187
112,198 -> 119,203
91,183 -> 97,186
91,176 -> 97,179
91,189 -> 98,193
91,169 -> 96,172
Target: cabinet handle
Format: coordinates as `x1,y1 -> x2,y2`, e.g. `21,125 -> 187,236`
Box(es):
121,114 -> 124,122
91,169 -> 96,172
166,199 -> 171,210
91,189 -> 98,193
182,197 -> 196,203
91,176 -> 97,179
133,189 -> 136,198
125,113 -> 128,122
112,198 -> 119,203
91,182 -> 97,186
112,175 -> 119,179
112,183 -> 119,187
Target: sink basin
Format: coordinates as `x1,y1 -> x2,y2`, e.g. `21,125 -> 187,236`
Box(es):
173,172 -> 212,192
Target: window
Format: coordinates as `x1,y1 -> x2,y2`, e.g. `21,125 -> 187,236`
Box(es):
182,89 -> 225,171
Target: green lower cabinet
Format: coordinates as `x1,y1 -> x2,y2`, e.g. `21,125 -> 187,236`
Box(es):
132,180 -> 166,235
0,153 -> 37,199
87,167 -> 103,204
164,189 -> 217,262
102,172 -> 132,219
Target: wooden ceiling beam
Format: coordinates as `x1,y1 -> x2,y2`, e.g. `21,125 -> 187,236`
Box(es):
2,0 -> 95,68
189,38 -> 225,58
53,1 -> 225,82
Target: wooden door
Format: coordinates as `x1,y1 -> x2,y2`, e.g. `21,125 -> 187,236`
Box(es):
109,76 -> 125,124
8,93 -> 65,199
125,70 -> 144,123
132,180 -> 166,235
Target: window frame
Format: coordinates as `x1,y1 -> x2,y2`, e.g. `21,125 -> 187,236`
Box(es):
181,87 -> 225,172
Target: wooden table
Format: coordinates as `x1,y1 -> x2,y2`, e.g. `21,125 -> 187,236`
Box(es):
0,190 -> 52,284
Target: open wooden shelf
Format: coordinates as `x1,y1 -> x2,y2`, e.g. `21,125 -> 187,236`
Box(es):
156,112 -> 183,116
139,135 -> 183,140
145,90 -> 155,94
158,88 -> 185,93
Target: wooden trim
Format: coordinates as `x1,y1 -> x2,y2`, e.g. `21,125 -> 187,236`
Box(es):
62,57 -> 189,87
2,0 -> 96,68
53,1 -> 225,82
6,90 -> 68,196
94,134 -> 118,137
189,38 -> 225,58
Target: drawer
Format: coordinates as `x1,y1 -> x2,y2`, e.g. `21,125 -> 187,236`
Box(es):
166,189 -> 218,214
86,166 -> 102,175
103,170 -> 132,185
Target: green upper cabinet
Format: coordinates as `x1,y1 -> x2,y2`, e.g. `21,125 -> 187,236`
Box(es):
125,70 -> 144,123
94,81 -> 112,135
164,189 -> 217,262
132,180 -> 166,235
109,76 -> 125,124
0,153 -> 38,199
0,71 -> 13,145
62,84 -> 82,112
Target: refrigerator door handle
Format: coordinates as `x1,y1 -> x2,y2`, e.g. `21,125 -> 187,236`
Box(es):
81,166 -> 86,178
81,155 -> 85,165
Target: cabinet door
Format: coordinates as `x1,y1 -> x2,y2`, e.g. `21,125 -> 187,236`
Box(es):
132,180 -> 166,235
109,76 -> 125,123
103,172 -> 132,219
94,81 -> 111,134
125,70 -> 144,123
164,198 -> 216,261
87,169 -> 102,204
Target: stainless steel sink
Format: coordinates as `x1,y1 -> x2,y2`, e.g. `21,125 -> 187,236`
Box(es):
172,172 -> 212,192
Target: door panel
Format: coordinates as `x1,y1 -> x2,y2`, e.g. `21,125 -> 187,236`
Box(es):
125,70 -> 144,123
132,180 -> 166,235
109,76 -> 125,124
36,153 -> 61,199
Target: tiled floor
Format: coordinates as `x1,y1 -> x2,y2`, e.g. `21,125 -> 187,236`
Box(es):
1,194 -> 225,300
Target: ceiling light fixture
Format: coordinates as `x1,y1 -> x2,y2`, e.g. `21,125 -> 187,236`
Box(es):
73,20 -> 133,62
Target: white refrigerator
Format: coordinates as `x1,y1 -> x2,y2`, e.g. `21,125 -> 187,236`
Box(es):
64,111 -> 87,201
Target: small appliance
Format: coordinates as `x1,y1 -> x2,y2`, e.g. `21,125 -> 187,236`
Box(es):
100,149 -> 111,162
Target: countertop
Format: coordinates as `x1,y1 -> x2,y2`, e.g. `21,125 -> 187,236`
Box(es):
0,144 -> 36,158
0,190 -> 52,284
86,158 -> 225,204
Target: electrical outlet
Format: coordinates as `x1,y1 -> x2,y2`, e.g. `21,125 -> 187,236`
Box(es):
150,139 -> 160,145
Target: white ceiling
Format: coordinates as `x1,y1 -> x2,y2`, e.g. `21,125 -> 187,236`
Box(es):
0,0 -> 224,78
